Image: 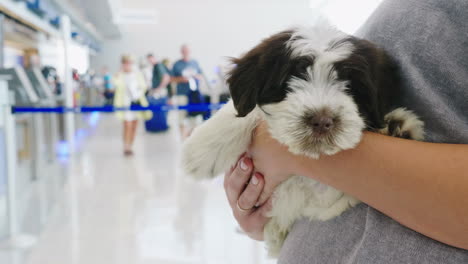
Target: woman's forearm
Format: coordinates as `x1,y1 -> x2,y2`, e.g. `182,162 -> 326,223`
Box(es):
160,74 -> 171,88
295,132 -> 468,249
171,76 -> 188,83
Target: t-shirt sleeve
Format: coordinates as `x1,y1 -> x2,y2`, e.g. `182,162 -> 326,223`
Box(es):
158,64 -> 169,76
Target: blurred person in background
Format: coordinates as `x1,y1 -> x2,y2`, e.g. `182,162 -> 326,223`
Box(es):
144,54 -> 171,133
101,66 -> 114,105
171,44 -> 204,138
72,69 -> 80,106
162,58 -> 174,100
150,54 -> 171,98
113,55 -> 152,156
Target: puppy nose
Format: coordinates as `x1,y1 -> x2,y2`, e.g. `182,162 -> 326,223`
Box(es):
311,116 -> 334,134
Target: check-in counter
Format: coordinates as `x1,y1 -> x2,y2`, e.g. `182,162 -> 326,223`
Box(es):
0,67 -> 61,235
26,67 -> 60,163
0,67 -> 40,236
0,67 -> 39,178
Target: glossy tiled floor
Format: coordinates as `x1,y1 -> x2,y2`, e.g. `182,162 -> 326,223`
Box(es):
0,113 -> 275,264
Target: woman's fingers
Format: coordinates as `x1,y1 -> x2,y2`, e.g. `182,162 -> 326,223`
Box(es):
237,173 -> 264,212
239,197 -> 273,241
224,157 -> 254,207
223,156 -> 273,241
257,185 -> 275,207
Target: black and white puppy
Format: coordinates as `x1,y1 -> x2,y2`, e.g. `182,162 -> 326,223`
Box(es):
182,22 -> 424,257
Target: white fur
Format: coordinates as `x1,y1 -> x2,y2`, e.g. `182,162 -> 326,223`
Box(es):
287,23 -> 352,59
262,75 -> 365,158
263,25 -> 365,158
265,176 -> 359,257
182,100 -> 360,257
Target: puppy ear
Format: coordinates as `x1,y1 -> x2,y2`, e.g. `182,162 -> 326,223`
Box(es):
227,57 -> 261,117
343,62 -> 383,129
227,30 -> 298,117
335,38 -> 395,130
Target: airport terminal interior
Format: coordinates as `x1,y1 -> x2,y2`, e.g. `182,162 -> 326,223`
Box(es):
3,0 -> 467,264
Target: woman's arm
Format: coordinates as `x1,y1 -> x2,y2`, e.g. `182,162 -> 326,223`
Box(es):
158,74 -> 171,89
249,123 -> 468,249
300,132 -> 468,249
171,76 -> 189,83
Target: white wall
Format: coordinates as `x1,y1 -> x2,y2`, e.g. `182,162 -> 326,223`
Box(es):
92,0 -> 382,81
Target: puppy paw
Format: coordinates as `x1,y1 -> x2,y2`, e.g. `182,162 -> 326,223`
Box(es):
181,100 -> 261,179
381,108 -> 424,140
181,138 -> 221,179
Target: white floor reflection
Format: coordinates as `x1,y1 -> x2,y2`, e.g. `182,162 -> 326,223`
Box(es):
0,112 -> 275,264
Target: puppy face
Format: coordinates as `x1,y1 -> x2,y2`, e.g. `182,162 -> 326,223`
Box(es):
227,25 -> 391,157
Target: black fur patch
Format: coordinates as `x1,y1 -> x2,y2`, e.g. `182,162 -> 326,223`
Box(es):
387,118 -> 413,139
227,30 -> 313,117
388,119 -> 403,136
333,37 -> 402,131
400,131 -> 412,139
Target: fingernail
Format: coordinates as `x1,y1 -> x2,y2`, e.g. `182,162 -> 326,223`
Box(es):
251,174 -> 259,185
255,202 -> 260,207
240,158 -> 248,171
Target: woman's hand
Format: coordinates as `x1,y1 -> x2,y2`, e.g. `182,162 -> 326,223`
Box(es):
223,123 -> 303,240
224,156 -> 272,240
248,121 -> 299,206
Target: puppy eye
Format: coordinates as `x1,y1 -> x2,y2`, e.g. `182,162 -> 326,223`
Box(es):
292,56 -> 314,79
345,84 -> 351,89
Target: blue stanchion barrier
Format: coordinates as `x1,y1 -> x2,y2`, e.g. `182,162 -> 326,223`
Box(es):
11,103 -> 225,114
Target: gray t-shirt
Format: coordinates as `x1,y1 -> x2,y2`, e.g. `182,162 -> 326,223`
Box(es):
278,0 -> 468,263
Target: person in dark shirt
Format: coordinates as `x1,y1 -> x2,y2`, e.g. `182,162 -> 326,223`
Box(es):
146,54 -> 170,97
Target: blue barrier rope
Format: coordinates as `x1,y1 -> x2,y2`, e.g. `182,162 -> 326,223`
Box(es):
12,103 -> 225,114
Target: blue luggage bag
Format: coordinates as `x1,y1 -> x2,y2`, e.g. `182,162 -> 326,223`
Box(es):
145,96 -> 169,132
187,90 -> 211,120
